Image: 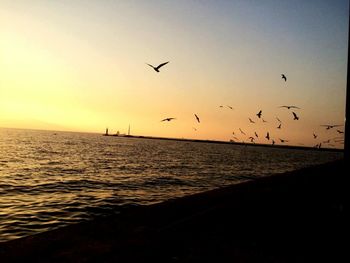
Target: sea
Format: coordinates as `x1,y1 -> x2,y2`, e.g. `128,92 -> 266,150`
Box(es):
0,128 -> 343,242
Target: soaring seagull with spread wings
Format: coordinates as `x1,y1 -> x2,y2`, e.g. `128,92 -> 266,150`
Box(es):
161,117 -> 176,122
256,110 -> 262,118
194,114 -> 200,123
146,61 -> 169,72
292,112 -> 299,120
279,105 -> 300,110
249,118 -> 255,124
281,74 -> 287,81
320,124 -> 343,130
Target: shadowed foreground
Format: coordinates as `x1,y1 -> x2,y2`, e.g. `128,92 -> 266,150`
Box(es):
0,160 -> 347,262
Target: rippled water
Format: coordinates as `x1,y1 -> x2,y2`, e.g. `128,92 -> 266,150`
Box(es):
0,128 -> 342,242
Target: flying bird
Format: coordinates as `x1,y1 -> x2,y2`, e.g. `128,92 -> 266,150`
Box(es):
249,118 -> 255,124
272,139 -> 275,145
320,124 -> 343,130
249,137 -> 255,143
277,123 -> 282,129
192,127 -> 197,131
281,74 -> 287,81
239,128 -> 246,135
194,114 -> 200,123
256,110 -> 262,118
279,138 -> 289,143
254,132 -> 258,138
279,105 -> 300,110
276,117 -> 282,123
227,105 -> 234,110
265,132 -> 270,140
146,61 -> 169,72
336,130 -> 344,134
313,133 -> 317,139
161,117 -> 176,122
262,118 -> 268,123
292,112 -> 299,120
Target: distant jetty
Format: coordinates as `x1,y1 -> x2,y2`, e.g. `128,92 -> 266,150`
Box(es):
102,131 -> 343,152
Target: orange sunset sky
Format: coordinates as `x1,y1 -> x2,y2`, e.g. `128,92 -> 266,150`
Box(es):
0,0 -> 348,148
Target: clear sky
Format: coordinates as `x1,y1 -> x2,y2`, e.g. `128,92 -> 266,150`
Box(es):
0,0 -> 348,148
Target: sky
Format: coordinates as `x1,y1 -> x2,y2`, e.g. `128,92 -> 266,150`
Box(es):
0,0 -> 348,148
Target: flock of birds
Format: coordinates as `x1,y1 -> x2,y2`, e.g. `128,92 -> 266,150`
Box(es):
147,61 -> 344,149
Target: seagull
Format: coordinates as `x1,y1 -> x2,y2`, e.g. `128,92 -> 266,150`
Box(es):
292,112 -> 299,120
313,133 -> 317,139
320,124 -> 343,130
281,74 -> 287,81
239,128 -> 246,135
262,118 -> 267,123
232,131 -> 235,135
249,118 -> 255,124
279,138 -> 289,143
161,117 -> 176,122
279,105 -> 300,110
272,139 -> 275,145
254,132 -> 258,138
227,105 -> 234,110
276,117 -> 282,123
146,61 -> 169,72
336,130 -> 344,134
194,114 -> 200,123
249,137 -> 255,143
219,105 -> 223,108
277,123 -> 281,129
265,132 -> 270,140
256,110 -> 262,118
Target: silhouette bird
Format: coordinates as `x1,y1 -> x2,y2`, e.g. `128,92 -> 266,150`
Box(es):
161,117 -> 176,122
277,123 -> 282,129
256,110 -> 262,118
272,139 -> 275,145
336,130 -> 344,134
192,127 -> 197,131
320,124 -> 343,130
194,114 -> 200,123
219,105 -> 223,108
146,61 -> 169,72
279,138 -> 289,143
249,118 -> 255,124
262,118 -> 267,123
254,132 -> 258,138
265,132 -> 270,140
292,112 -> 299,120
227,105 -> 234,110
249,137 -> 255,143
279,105 -> 300,110
276,117 -> 282,123
313,133 -> 317,139
281,74 -> 287,81
239,128 -> 246,135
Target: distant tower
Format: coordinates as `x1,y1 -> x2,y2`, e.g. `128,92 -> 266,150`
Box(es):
128,124 -> 130,136
105,128 -> 109,136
